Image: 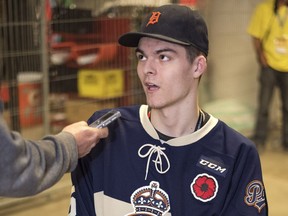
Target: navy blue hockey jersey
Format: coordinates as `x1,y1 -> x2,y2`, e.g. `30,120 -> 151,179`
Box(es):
69,105 -> 268,216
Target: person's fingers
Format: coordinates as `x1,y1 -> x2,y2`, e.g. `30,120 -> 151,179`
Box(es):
77,127 -> 109,158
94,127 -> 109,138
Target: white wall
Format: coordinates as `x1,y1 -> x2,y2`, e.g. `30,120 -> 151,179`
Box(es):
198,0 -> 269,133
201,0 -> 263,106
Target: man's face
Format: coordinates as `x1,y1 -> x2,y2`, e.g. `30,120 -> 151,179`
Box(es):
136,37 -> 199,110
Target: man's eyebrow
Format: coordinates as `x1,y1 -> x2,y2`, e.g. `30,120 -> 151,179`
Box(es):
155,48 -> 177,54
135,47 -> 177,54
135,48 -> 143,54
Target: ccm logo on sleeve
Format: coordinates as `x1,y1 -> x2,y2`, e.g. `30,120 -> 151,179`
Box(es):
197,155 -> 228,177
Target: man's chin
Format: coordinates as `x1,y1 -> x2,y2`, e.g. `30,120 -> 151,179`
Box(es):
146,103 -> 163,110
146,97 -> 165,109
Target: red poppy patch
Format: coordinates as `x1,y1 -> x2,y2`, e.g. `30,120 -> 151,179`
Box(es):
191,173 -> 218,202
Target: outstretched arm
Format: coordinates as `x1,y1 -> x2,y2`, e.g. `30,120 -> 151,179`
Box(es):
0,114 -> 108,197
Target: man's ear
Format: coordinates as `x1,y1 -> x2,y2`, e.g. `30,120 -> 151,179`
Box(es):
193,55 -> 207,78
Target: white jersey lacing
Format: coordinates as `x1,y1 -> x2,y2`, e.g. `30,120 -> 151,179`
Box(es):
138,144 -> 170,180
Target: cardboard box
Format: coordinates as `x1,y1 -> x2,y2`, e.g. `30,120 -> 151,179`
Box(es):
65,99 -> 116,123
78,69 -> 124,99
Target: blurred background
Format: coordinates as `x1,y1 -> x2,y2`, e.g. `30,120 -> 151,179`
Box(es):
0,0 -> 287,215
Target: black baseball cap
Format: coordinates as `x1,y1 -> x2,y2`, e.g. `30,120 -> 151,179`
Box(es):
118,4 -> 209,56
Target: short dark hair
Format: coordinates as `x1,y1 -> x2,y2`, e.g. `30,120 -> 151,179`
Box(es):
184,45 -> 206,82
185,45 -> 206,63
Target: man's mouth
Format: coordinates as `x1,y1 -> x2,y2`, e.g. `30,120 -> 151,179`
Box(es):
145,82 -> 159,91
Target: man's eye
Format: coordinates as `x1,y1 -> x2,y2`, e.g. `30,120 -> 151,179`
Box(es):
136,53 -> 146,61
160,55 -> 169,61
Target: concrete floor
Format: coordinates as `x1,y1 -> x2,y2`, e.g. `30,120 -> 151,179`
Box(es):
0,175 -> 71,216
261,151 -> 288,216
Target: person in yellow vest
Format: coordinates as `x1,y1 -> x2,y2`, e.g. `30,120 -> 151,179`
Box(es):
247,0 -> 288,150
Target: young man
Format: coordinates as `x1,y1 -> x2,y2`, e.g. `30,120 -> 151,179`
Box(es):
69,4 -> 268,215
247,0 -> 288,150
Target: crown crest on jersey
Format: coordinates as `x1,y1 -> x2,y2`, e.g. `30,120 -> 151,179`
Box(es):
126,181 -> 170,216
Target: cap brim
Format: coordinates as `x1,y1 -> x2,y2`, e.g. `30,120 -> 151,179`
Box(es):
118,32 -> 190,47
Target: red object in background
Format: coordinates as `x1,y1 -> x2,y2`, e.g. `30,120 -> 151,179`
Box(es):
18,73 -> 43,127
0,83 -> 9,102
46,0 -> 51,21
50,18 -> 131,69
180,0 -> 197,6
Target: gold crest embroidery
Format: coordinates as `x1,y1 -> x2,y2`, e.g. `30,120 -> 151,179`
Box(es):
146,12 -> 161,27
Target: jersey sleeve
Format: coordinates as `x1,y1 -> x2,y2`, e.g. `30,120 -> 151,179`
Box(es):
221,145 -> 268,215
69,111 -> 107,216
69,155 -> 97,216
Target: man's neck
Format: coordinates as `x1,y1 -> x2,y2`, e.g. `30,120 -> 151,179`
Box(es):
149,106 -> 200,138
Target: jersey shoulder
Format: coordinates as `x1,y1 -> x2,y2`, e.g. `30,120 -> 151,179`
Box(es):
210,120 -> 257,156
